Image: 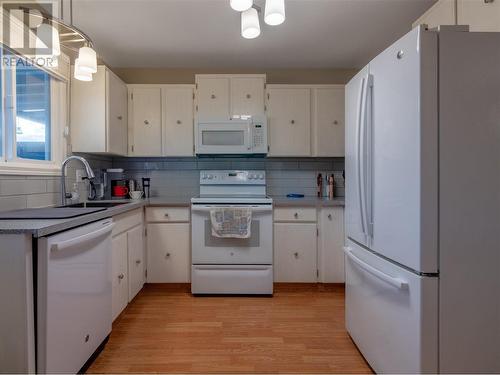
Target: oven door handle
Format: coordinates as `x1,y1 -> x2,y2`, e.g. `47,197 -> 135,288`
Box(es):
191,205 -> 273,213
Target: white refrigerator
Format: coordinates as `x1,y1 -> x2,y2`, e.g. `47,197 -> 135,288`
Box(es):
345,25 -> 500,373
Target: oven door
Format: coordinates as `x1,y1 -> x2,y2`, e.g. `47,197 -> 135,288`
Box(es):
191,204 -> 273,264
196,121 -> 252,154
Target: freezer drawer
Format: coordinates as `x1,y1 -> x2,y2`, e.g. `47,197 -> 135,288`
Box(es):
345,240 -> 438,373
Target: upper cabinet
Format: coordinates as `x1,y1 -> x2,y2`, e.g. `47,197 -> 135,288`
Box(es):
312,86 -> 345,157
413,0 -> 500,31
163,86 -> 195,156
196,77 -> 230,120
267,86 -> 311,157
128,84 -> 195,157
128,87 -> 162,156
71,66 -> 128,155
195,74 -> 266,120
230,77 -> 266,118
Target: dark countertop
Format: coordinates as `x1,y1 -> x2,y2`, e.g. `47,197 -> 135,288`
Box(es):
271,196 -> 345,207
0,195 -> 343,238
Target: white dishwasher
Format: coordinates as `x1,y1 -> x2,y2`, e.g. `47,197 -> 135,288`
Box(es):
37,218 -> 113,373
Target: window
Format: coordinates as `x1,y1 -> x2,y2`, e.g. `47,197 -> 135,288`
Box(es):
0,44 -> 67,174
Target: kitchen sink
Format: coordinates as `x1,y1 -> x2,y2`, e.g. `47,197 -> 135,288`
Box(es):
61,201 -> 130,208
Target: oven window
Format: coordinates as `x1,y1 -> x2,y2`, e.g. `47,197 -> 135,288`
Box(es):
202,130 -> 245,146
204,220 -> 260,247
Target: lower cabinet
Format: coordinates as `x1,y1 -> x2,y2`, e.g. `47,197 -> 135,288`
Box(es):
273,205 -> 345,283
111,209 -> 145,321
274,222 -> 318,282
318,207 -> 345,283
127,225 -> 145,301
146,207 -> 191,283
112,232 -> 128,321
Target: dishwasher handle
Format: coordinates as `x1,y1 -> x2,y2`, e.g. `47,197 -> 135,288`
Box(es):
344,246 -> 409,290
51,223 -> 114,252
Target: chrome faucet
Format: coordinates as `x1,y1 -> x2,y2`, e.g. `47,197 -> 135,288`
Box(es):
61,156 -> 95,205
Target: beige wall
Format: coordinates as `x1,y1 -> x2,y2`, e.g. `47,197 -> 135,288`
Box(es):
111,68 -> 358,85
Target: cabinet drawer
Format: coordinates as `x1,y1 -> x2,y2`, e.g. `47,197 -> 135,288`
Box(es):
274,207 -> 317,222
146,206 -> 190,222
112,208 -> 143,236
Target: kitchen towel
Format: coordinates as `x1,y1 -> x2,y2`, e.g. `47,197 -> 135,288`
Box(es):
210,207 -> 252,239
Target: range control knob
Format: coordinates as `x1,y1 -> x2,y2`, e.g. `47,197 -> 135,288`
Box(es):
208,174 -> 214,180
202,174 -> 207,180
258,174 -> 264,180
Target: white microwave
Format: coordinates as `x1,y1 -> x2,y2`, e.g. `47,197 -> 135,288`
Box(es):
195,116 -> 268,155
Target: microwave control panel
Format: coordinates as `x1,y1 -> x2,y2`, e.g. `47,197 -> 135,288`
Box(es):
252,119 -> 268,153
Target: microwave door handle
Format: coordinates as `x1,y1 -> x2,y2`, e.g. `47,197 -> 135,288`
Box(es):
247,124 -> 252,151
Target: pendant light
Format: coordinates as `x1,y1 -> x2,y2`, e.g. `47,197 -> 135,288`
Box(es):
74,58 -> 92,81
241,7 -> 260,39
230,0 -> 253,12
264,0 -> 285,26
77,45 -> 97,74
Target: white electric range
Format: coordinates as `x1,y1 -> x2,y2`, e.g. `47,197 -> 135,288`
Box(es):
191,170 -> 273,295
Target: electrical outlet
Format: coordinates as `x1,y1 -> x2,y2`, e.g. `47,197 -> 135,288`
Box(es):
76,169 -> 85,182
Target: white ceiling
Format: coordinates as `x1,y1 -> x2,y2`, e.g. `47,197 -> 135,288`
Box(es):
72,0 -> 436,69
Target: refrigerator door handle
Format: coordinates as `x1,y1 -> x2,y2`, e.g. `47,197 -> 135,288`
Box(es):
357,76 -> 367,236
359,74 -> 371,238
365,74 -> 374,238
344,246 -> 409,290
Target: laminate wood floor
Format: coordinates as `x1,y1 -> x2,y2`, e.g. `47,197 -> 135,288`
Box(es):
87,284 -> 372,374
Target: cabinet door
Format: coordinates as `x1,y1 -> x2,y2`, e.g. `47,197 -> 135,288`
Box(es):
457,0 -> 500,32
127,225 -> 144,302
147,223 -> 190,283
129,87 -> 162,156
107,70 -> 128,155
313,87 -> 345,157
111,232 -> 128,321
196,77 -> 230,120
267,88 -> 311,156
164,87 -> 194,156
230,77 -> 265,118
319,207 -> 345,283
412,0 -> 456,29
274,223 -> 317,282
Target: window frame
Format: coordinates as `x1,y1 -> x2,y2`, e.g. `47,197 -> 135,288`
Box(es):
0,51 -> 68,176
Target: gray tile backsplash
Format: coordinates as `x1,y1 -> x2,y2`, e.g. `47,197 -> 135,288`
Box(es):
111,156 -> 345,199
0,156 -> 344,212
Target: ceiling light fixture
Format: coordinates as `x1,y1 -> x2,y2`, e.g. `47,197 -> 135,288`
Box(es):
74,58 -> 92,81
77,45 -> 97,74
230,0 -> 253,12
264,0 -> 285,26
241,7 -> 261,39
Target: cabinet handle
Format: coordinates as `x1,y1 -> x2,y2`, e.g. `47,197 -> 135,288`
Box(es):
290,120 -> 295,124
136,259 -> 141,264
294,252 -> 299,259
294,212 -> 299,218
144,120 -> 149,125
328,214 -> 332,220
211,94 -> 216,99
164,213 -> 169,218
117,115 -> 123,120
176,120 -> 182,124
246,94 -> 251,99
165,252 -> 171,258
118,273 -> 124,280
333,120 -> 338,125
